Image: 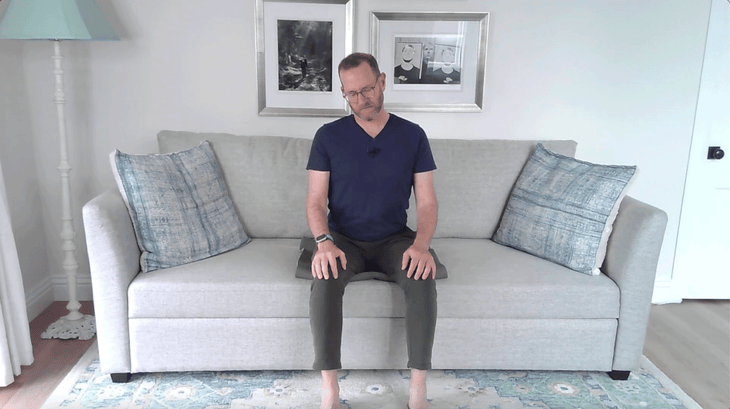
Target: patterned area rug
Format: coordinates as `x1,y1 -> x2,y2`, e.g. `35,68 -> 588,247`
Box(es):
43,342 -> 701,409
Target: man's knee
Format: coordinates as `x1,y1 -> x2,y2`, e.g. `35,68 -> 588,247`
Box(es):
402,277 -> 437,302
311,273 -> 346,292
310,263 -> 355,296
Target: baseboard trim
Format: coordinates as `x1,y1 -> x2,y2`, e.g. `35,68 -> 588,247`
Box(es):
25,276 -> 54,322
25,275 -> 94,321
652,279 -> 683,304
51,275 -> 93,302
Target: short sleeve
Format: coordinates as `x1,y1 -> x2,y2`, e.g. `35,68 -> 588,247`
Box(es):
306,127 -> 331,171
414,127 -> 437,173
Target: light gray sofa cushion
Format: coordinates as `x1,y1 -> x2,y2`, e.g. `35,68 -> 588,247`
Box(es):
434,239 -> 619,319
158,132 -> 577,240
127,238 -> 619,321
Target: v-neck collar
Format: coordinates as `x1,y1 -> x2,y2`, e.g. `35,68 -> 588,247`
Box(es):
351,113 -> 393,139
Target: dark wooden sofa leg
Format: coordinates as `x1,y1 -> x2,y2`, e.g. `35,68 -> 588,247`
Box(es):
608,370 -> 630,380
111,373 -> 132,383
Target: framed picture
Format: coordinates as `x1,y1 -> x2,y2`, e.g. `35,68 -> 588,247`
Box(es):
371,11 -> 489,112
255,0 -> 354,116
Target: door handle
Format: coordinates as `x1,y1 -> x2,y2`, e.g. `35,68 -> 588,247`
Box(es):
708,146 -> 725,160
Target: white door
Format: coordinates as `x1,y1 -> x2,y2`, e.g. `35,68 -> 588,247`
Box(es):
673,0 -> 730,300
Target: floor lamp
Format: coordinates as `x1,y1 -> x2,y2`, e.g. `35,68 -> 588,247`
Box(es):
0,0 -> 119,340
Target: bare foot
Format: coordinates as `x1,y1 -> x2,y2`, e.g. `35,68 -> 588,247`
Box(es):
321,370 -> 340,409
409,369 -> 430,409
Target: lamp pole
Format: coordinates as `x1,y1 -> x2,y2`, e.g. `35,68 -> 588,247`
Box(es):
54,39 -> 83,321
41,40 -> 95,339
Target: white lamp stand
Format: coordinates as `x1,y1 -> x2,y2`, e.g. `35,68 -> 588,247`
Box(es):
0,0 -> 119,341
40,40 -> 95,340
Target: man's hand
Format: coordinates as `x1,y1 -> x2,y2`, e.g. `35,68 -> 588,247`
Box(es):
402,244 -> 436,280
311,240 -> 347,280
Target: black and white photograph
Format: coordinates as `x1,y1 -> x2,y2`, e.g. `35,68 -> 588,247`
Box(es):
256,0 -> 352,116
393,40 -> 423,84
427,43 -> 462,85
277,19 -> 333,92
372,11 -> 489,112
392,36 -> 463,85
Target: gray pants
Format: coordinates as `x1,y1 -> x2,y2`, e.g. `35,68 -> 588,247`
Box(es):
309,230 -> 437,371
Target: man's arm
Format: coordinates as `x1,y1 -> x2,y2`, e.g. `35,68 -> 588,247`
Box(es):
307,170 -> 346,279
402,171 -> 438,280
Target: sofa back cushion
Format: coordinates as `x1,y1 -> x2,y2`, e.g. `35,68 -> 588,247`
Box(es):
408,139 -> 577,239
408,139 -> 577,238
159,131 -> 576,239
159,131 -> 312,238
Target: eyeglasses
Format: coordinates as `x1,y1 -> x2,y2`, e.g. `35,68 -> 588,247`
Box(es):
342,78 -> 380,102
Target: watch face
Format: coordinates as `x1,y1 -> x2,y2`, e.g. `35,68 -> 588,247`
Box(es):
316,234 -> 327,242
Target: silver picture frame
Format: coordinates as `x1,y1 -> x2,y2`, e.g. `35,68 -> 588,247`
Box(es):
371,11 -> 489,113
255,0 -> 354,116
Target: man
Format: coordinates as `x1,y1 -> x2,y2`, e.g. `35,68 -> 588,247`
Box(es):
420,41 -> 435,83
301,58 -> 309,79
428,47 -> 460,84
393,44 -> 421,84
306,52 -> 438,409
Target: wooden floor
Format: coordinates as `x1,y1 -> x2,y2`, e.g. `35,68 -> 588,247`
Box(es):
0,300 -> 727,409
0,301 -> 95,409
643,299 -> 730,409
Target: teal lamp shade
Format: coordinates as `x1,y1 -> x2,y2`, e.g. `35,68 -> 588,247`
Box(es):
0,0 -> 119,41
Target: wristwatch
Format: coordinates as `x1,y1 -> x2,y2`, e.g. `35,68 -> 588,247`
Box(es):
315,233 -> 334,245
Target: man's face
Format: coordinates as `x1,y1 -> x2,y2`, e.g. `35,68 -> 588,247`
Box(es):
340,63 -> 385,122
424,44 -> 434,59
402,46 -> 415,63
442,48 -> 455,65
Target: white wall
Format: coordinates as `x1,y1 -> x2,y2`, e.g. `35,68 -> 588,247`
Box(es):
0,0 -> 713,312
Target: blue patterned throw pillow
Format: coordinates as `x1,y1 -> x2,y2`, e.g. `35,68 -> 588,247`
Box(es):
111,141 -> 250,273
493,143 -> 636,275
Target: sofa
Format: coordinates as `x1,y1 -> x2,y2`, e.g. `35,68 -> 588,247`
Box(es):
82,130 -> 668,383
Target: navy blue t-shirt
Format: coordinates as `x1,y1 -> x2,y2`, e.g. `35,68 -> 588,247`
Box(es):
307,114 -> 437,242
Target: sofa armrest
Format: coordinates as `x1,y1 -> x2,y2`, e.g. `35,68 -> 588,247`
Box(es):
82,189 -> 141,374
602,195 -> 668,371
